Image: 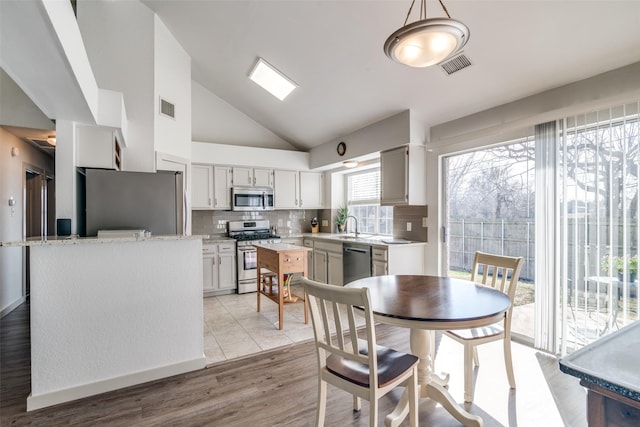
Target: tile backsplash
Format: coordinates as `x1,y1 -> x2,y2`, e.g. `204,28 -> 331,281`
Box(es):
192,205 -> 428,242
192,209 -> 319,237
393,205 -> 428,242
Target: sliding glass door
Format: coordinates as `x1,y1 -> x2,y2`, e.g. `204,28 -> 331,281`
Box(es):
443,138 -> 536,341
443,101 -> 639,353
558,103 -> 639,353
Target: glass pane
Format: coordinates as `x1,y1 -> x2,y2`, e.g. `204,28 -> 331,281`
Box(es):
559,103 -> 639,351
445,138 -> 536,340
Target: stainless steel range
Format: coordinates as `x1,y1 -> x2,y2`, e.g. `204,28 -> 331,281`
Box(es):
228,220 -> 281,294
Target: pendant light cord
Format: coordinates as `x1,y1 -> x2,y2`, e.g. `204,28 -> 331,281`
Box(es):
403,0 -> 452,25
438,0 -> 452,18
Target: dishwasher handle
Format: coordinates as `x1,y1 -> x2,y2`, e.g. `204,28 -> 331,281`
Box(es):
344,247 -> 369,254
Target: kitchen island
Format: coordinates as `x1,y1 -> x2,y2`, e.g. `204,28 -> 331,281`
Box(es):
255,243 -> 311,330
1,235 -> 206,410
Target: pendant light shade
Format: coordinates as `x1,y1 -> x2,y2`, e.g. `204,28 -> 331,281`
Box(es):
384,0 -> 469,68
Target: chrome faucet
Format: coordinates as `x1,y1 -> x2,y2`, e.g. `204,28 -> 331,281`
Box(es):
346,215 -> 359,237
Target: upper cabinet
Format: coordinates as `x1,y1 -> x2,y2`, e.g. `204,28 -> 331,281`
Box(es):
76,125 -> 122,170
192,164 -> 213,209
299,172 -> 324,209
232,167 -> 274,188
191,162 -> 323,211
213,166 -> 232,210
274,170 -> 299,209
192,164 -> 232,210
380,145 -> 426,206
274,170 -> 324,209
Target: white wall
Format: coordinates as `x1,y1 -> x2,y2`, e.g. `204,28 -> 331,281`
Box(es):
192,81 -> 296,150
192,141 -> 310,170
0,128 -> 55,314
0,69 -> 55,130
309,110 -> 425,170
429,62 -> 640,154
153,15 -> 191,161
78,0 -> 155,172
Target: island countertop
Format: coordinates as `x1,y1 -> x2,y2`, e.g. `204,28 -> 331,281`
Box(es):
0,234 -> 207,247
559,320 -> 640,402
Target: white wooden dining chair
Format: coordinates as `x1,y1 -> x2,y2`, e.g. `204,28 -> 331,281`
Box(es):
302,277 -> 419,427
443,251 -> 525,403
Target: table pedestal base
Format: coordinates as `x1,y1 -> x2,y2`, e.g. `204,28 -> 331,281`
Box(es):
384,329 -> 483,427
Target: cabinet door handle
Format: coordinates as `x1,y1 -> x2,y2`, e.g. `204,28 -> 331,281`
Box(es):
218,256 -> 222,265
214,198 -> 217,206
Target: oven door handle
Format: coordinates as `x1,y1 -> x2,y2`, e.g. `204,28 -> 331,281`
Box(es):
238,247 -> 256,253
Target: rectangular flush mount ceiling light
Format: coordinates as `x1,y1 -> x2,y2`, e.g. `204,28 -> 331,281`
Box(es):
249,57 -> 297,101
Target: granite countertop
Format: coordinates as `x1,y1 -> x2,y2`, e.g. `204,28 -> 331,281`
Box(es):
0,234 -> 208,247
559,320 -> 640,402
202,237 -> 236,244
300,232 -> 427,247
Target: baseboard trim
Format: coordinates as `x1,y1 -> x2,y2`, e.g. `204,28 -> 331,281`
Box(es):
27,356 -> 206,411
1,296 -> 26,318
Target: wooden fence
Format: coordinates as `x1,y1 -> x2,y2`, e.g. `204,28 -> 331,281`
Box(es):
448,219 -> 535,281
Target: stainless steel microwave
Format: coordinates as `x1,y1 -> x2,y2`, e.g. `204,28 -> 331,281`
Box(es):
231,187 -> 274,211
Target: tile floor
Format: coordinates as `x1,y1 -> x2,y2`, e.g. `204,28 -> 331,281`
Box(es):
203,284 -> 315,365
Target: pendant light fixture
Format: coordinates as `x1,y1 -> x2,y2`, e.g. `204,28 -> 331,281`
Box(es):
384,0 -> 469,68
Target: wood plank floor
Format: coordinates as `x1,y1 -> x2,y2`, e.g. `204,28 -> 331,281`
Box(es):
1,302 -> 586,426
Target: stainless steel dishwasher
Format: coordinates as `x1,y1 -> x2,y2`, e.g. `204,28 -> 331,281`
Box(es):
343,242 -> 372,285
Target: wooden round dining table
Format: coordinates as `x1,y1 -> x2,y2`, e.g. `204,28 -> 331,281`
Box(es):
346,274 -> 512,427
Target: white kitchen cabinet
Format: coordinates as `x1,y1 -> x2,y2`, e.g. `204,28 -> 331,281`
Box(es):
192,164 -> 214,209
213,166 -> 232,210
253,168 -> 274,187
327,251 -> 343,286
380,144 -> 426,206
202,242 -> 236,296
313,240 -> 342,286
76,125 -> 122,170
303,238 -> 315,280
299,172 -> 324,208
372,247 -> 388,276
274,170 -> 323,209
232,167 -> 274,188
274,169 -> 299,209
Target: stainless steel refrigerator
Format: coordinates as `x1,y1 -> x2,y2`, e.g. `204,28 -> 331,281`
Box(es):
85,169 -> 184,237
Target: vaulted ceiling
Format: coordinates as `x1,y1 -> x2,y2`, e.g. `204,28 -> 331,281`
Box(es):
142,0 -> 640,150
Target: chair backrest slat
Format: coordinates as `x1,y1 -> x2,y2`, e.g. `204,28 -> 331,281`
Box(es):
470,252 -> 525,305
303,278 -> 377,387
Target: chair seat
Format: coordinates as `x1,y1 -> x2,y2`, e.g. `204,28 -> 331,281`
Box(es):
446,323 -> 504,341
327,345 -> 418,388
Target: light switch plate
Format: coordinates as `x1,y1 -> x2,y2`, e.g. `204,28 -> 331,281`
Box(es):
406,222 -> 412,231
422,217 -> 428,227
322,219 -> 328,227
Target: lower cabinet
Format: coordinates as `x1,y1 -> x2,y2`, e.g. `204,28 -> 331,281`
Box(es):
303,238 -> 314,280
313,240 -> 343,286
372,247 -> 388,276
202,242 -> 236,296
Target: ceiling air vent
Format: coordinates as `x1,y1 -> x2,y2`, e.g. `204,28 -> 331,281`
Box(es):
440,53 -> 472,75
159,97 -> 175,119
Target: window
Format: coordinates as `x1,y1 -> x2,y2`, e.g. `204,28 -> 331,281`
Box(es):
347,169 -> 393,235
